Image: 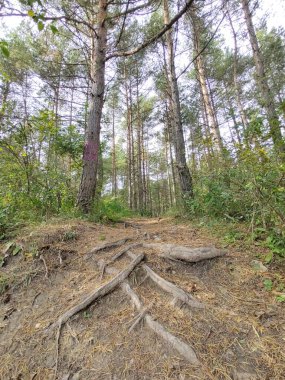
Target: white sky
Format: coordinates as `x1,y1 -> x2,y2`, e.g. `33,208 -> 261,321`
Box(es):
1,0 -> 285,31
259,0 -> 285,29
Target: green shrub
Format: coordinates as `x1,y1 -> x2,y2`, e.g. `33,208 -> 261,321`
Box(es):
90,197 -> 134,223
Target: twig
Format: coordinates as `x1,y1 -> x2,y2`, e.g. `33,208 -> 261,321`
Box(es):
58,251 -> 63,265
67,322 -> 79,343
54,322 -> 62,380
100,244 -> 142,279
128,307 -> 148,332
32,292 -> 41,306
99,263 -> 106,280
40,255 -> 49,278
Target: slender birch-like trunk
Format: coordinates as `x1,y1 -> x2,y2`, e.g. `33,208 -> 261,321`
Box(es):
190,8 -> 223,152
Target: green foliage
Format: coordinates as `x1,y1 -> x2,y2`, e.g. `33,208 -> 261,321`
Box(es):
186,145 -> 285,262
0,206 -> 17,240
62,230 -> 78,241
265,232 -> 285,259
50,24 -> 59,34
90,197 -> 133,223
0,40 -> 9,58
276,295 -> 285,303
262,276 -> 285,303
223,230 -> 245,245
263,278 -> 273,291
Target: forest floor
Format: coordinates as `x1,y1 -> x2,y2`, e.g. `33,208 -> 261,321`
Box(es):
0,217 -> 284,380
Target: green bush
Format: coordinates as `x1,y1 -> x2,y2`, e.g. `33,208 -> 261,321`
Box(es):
186,148 -> 285,261
90,196 -> 134,223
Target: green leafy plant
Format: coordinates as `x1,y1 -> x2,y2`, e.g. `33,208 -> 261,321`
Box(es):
63,230 -> 78,242
276,295 -> 285,303
0,40 -> 9,57
265,232 -> 285,260
83,311 -> 92,318
263,278 -> 273,291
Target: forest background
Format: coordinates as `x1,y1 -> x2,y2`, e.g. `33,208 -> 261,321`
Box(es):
0,0 -> 285,265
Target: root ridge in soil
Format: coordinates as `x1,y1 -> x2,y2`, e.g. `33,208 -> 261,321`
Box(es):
1,218 -> 284,380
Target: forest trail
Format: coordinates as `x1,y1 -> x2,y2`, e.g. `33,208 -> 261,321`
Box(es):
0,218 -> 284,380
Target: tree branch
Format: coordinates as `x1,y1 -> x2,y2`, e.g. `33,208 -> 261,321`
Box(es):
106,0 -> 196,60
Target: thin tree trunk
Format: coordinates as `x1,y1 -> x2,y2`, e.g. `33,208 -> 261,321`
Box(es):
125,79 -> 133,209
227,10 -> 248,135
111,95 -> 117,196
240,0 -> 285,155
136,68 -> 144,214
190,8 -> 223,153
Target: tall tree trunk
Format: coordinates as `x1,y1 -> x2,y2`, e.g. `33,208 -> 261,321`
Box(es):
125,79 -> 133,209
227,10 -> 248,135
190,8 -> 223,153
165,130 -> 173,207
77,0 -> 107,213
163,0 -> 193,200
240,0 -> 285,155
136,68 -> 144,214
111,95 -> 117,197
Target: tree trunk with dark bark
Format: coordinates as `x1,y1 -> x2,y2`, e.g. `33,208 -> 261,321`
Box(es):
163,0 -> 193,200
77,0 -> 107,213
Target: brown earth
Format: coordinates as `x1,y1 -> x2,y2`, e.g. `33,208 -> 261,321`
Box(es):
0,218 -> 284,380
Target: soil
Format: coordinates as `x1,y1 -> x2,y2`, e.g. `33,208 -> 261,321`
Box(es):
0,218 -> 284,380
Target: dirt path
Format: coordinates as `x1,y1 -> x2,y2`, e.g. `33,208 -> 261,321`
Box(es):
0,218 -> 284,380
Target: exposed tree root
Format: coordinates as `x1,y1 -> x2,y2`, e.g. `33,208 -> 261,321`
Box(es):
143,243 -> 226,262
54,323 -> 61,380
48,253 -> 144,330
110,243 -> 142,263
40,254 -> 49,278
98,244 -> 142,279
126,251 -> 204,309
122,282 -> 200,365
85,238 -> 130,259
128,305 -> 150,332
98,246 -> 204,309
95,257 -> 200,365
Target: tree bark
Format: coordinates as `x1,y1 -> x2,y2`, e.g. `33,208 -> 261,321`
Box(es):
227,10 -> 248,136
111,94 -> 117,197
77,0 -> 107,213
163,0 -> 193,200
190,8 -> 223,153
240,0 -> 285,155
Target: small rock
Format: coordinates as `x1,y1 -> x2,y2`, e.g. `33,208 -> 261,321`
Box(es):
251,260 -> 268,272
